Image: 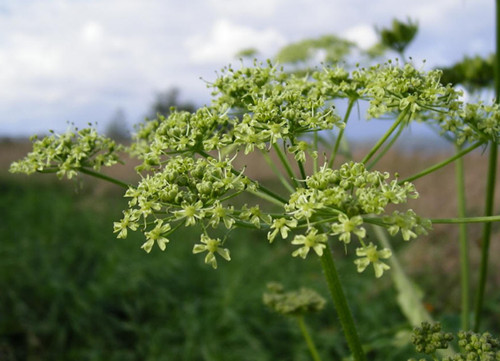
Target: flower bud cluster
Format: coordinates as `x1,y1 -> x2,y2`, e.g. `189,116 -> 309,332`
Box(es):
409,322 -> 500,361
262,282 -> 326,317
9,127 -> 121,179
445,331 -> 500,361
410,322 -> 454,355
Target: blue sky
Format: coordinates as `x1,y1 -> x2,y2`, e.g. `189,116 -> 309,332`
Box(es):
0,0 -> 495,138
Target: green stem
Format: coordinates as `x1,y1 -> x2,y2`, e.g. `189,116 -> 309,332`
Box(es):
273,143 -> 299,188
454,144 -> 470,330
297,316 -> 322,361
77,167 -> 130,188
297,160 -> 307,181
329,99 -> 355,168
431,214 -> 500,223
246,188 -> 285,207
319,243 -> 366,361
361,109 -> 409,165
260,150 -> 295,194
313,130 -> 319,174
366,119 -> 405,170
331,123 -> 440,349
473,142 -> 498,331
473,0 -> 500,331
398,141 -> 484,184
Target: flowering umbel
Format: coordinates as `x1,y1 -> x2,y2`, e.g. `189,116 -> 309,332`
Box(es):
10,61 -> 448,274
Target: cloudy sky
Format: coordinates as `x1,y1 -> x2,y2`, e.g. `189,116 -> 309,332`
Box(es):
0,0 -> 495,138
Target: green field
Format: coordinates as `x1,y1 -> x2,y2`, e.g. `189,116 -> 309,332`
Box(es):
0,173 -> 422,360
2,141 -> 500,360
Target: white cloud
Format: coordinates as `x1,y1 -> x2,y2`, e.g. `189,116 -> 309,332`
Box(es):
0,0 -> 495,137
342,24 -> 378,50
81,21 -> 104,45
185,19 -> 286,64
208,0 -> 282,18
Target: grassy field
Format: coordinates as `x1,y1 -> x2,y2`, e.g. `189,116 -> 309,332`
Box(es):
1,139 -> 500,360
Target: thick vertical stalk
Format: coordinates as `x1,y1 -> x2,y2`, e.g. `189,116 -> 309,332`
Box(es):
473,143 -> 497,331
319,243 -> 366,361
473,0 -> 500,332
454,145 -> 470,330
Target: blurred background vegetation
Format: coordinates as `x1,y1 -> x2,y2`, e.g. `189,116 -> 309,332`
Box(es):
2,142 -> 500,360
2,17 -> 500,361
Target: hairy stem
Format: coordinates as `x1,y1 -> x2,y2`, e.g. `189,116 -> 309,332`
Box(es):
320,243 -> 366,361
473,142 -> 498,331
77,167 -> 130,188
297,316 -> 322,361
473,0 -> 500,331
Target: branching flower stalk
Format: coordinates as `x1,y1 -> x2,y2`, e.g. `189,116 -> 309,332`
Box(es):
10,59 -> 500,360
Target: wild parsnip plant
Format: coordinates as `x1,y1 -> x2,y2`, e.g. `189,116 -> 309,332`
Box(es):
10,59 -> 500,360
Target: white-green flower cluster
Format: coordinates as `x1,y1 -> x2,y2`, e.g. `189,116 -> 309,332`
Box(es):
287,162 -> 418,219
384,210 -> 432,241
356,62 -> 461,118
113,154 -> 260,268
12,61 -> 466,277
131,62 -> 346,170
425,101 -> 500,145
280,161 -> 429,277
9,127 -> 122,179
131,107 -> 233,169
312,61 -> 462,119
